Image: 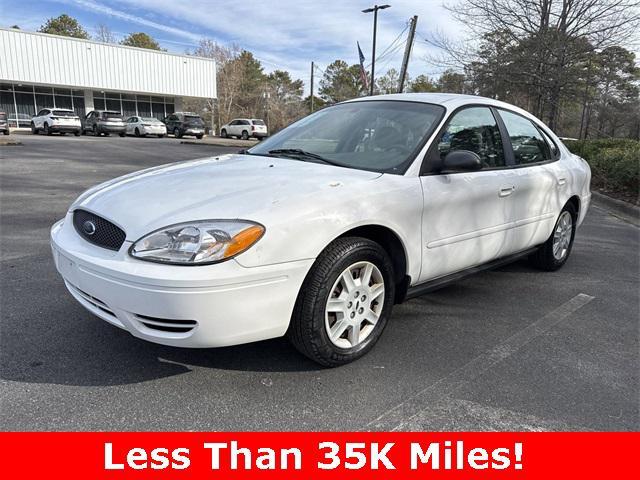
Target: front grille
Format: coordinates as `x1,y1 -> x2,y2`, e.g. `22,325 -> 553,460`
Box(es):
73,209 -> 126,251
135,314 -> 197,334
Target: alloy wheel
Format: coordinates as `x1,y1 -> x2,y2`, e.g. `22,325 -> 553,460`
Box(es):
324,261 -> 385,349
552,211 -> 573,260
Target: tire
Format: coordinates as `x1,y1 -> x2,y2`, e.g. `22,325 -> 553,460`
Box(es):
241,130 -> 249,140
119,132 -> 126,137
44,123 -> 51,135
2,130 -> 9,135
174,127 -> 182,139
196,134 -> 203,139
93,125 -> 100,137
134,128 -> 140,137
287,237 -> 395,367
157,134 -> 164,138
529,203 -> 577,271
31,123 -> 38,135
60,132 -> 66,136
104,132 -> 111,137
74,130 -> 80,136
220,129 -> 227,138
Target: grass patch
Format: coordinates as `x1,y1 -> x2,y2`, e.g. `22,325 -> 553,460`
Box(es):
565,139 -> 639,204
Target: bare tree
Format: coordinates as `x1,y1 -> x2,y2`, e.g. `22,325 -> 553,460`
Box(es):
428,0 -> 640,129
95,24 -> 116,43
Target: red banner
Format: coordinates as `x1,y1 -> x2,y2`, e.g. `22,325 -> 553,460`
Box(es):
1,432 -> 637,478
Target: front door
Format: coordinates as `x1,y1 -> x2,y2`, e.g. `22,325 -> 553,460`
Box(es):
419,106 -> 517,282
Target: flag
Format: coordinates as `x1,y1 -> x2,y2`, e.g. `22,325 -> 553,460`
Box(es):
357,41 -> 369,91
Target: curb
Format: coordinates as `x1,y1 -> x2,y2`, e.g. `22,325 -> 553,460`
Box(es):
180,139 -> 257,148
591,191 -> 639,226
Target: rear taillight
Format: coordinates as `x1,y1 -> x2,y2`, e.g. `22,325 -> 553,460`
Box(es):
50,116 -> 58,120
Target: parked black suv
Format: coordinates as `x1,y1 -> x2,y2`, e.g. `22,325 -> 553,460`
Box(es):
0,112 -> 9,135
163,112 -> 205,139
83,110 -> 126,136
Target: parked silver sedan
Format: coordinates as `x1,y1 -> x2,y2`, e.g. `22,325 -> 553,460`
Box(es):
125,116 -> 167,138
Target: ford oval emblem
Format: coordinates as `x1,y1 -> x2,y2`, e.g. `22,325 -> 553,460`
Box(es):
82,220 -> 96,236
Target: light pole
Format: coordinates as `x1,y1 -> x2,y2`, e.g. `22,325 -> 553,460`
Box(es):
362,4 -> 390,96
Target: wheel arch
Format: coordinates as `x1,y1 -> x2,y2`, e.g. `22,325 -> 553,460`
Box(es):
336,224 -> 410,304
566,195 -> 580,217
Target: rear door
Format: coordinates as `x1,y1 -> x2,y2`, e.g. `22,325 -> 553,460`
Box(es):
495,109 -> 559,254
419,106 -> 518,282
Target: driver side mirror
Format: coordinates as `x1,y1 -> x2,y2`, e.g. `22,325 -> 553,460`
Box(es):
442,150 -> 482,172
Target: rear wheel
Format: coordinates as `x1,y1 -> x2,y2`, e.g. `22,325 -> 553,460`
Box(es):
44,123 -> 51,135
74,130 -> 80,136
196,134 -> 203,139
241,130 -> 249,140
157,134 -> 164,138
220,129 -> 227,138
529,203 -> 577,271
93,125 -> 100,136
59,132 -> 66,136
287,237 -> 395,367
174,127 -> 182,138
2,130 -> 8,135
119,132 -> 126,137
134,127 -> 140,137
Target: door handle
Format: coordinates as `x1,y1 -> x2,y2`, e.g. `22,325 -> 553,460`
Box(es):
557,177 -> 567,187
499,186 -> 515,197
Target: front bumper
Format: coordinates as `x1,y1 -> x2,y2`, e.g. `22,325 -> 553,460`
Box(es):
50,217 -> 313,348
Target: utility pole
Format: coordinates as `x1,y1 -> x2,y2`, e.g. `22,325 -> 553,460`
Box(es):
362,4 -> 391,96
398,15 -> 418,93
310,61 -> 315,113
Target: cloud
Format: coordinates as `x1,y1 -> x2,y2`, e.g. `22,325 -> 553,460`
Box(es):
26,0 -> 463,87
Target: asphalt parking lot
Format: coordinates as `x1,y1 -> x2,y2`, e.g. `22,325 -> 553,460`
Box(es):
1,134 -> 638,431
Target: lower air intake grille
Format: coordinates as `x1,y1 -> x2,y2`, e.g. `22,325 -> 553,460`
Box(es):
135,314 -> 197,333
73,209 -> 126,251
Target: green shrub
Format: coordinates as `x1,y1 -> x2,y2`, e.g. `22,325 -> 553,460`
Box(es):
565,139 -> 639,201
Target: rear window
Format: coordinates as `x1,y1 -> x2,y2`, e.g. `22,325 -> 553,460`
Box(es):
185,115 -> 204,125
252,119 -> 266,126
53,110 -> 77,117
102,112 -> 123,120
142,117 -> 159,123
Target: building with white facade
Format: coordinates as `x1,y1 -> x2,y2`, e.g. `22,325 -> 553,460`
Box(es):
0,27 -> 216,126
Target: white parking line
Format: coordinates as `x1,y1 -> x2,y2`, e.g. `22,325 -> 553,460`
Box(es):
367,293 -> 595,431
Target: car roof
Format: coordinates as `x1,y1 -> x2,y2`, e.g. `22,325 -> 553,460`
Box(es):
345,93 -> 548,128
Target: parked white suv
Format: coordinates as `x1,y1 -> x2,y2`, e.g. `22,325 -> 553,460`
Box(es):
220,118 -> 268,140
31,108 -> 81,136
51,94 -> 591,366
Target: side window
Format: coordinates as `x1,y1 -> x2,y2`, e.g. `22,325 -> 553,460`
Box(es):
499,110 -> 551,165
438,107 -> 505,168
539,129 -> 560,159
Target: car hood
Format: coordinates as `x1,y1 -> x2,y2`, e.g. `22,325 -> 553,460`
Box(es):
72,154 -> 382,240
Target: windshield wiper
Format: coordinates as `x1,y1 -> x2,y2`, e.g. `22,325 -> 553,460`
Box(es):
267,148 -> 344,167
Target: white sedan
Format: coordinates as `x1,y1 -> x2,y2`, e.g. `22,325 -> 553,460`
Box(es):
51,93 -> 591,366
125,116 -> 167,137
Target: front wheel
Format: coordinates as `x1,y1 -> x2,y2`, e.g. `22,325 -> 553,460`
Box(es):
174,127 -> 182,139
287,237 -> 395,367
74,130 -> 80,136
44,123 -> 51,135
220,129 -> 227,138
31,123 -> 38,134
119,132 -> 126,137
529,203 -> 577,271
157,134 -> 164,138
196,134 -> 203,139
241,130 -> 249,140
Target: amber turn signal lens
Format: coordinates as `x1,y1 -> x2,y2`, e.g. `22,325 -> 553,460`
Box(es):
225,224 -> 265,257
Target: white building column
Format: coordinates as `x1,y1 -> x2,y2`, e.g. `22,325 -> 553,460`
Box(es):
174,97 -> 183,112
83,90 -> 94,114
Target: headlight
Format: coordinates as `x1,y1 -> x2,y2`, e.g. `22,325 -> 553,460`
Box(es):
129,220 -> 265,265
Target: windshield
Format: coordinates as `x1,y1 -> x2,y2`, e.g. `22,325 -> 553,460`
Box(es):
248,101 -> 445,174
53,110 -> 77,117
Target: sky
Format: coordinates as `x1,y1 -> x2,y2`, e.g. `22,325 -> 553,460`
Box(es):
0,0 -> 463,91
